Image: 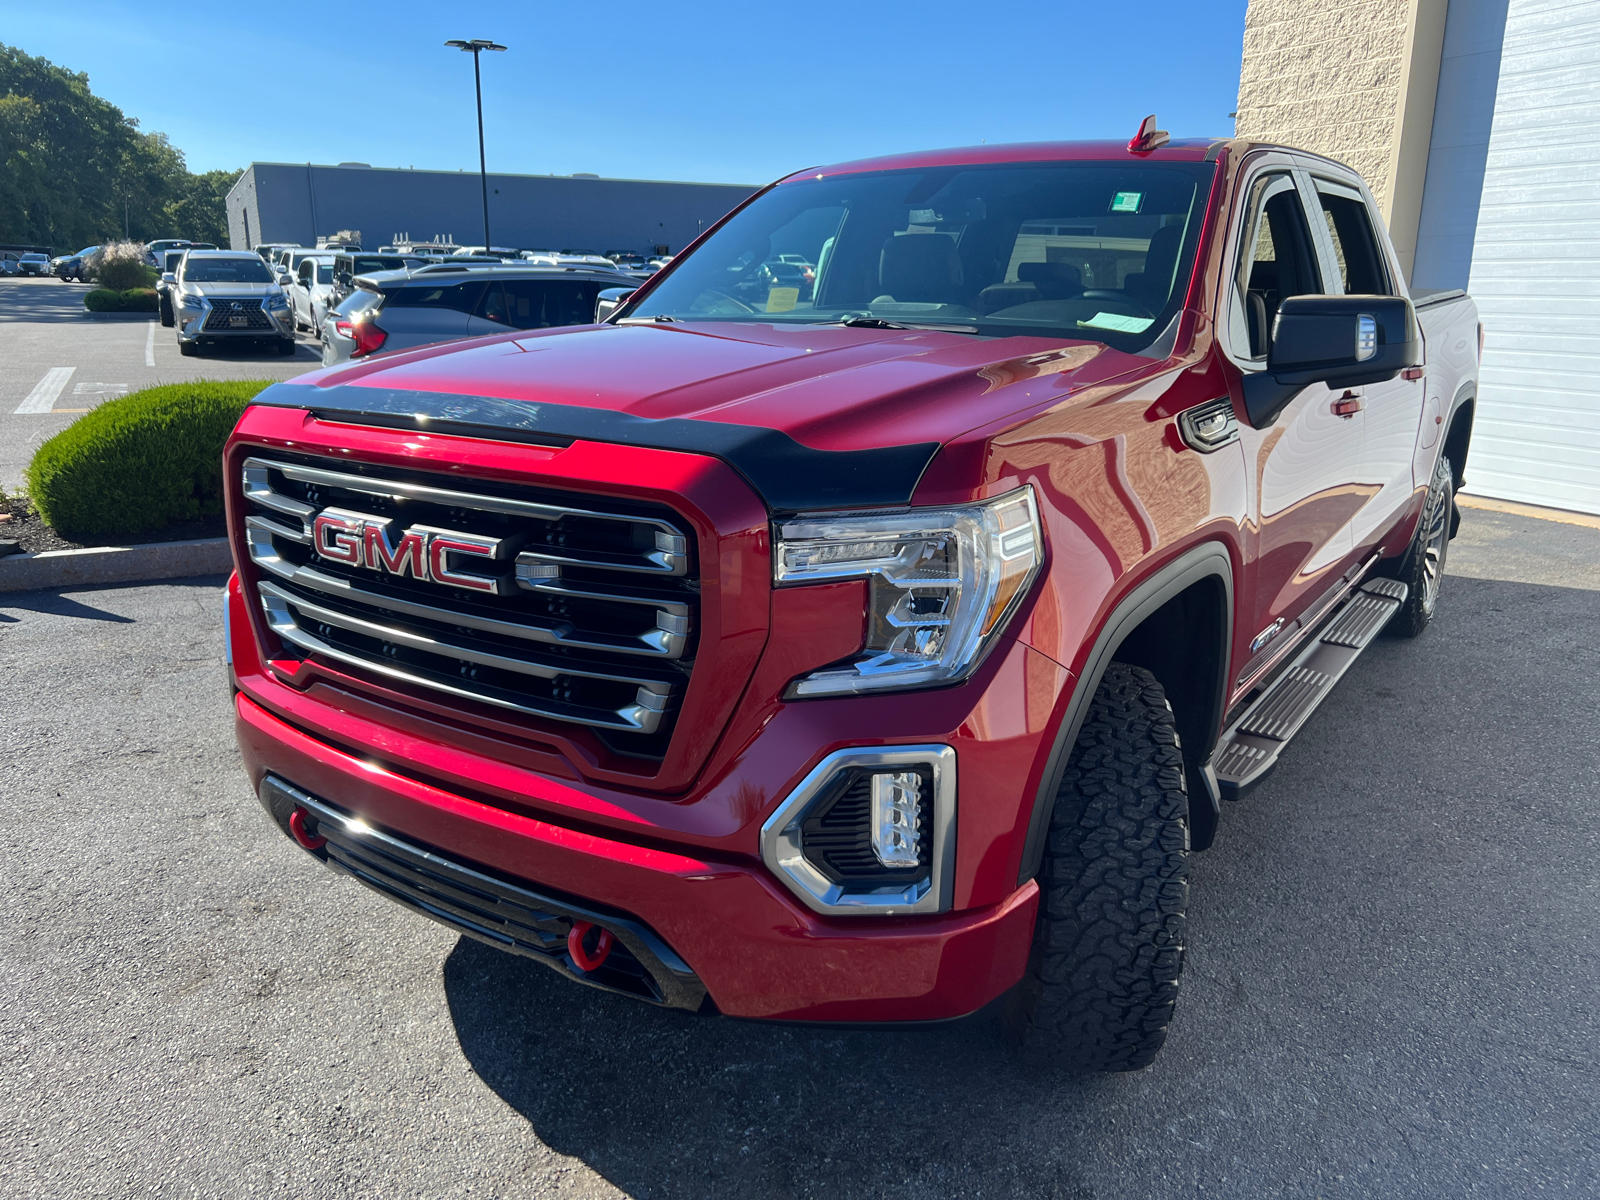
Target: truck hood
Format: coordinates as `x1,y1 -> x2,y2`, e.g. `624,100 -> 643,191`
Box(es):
259,320 -> 1156,509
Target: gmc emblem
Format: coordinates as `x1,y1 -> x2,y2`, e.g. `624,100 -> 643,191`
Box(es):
312,507 -> 508,594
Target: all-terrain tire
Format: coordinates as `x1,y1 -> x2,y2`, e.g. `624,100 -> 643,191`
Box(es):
1004,661 -> 1190,1072
1383,453 -> 1453,639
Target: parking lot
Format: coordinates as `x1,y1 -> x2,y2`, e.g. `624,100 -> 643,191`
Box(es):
0,276 -> 320,493
1,468 -> 1596,1197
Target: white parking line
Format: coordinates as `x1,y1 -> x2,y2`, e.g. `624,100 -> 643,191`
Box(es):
14,367 -> 76,414
145,320 -> 155,367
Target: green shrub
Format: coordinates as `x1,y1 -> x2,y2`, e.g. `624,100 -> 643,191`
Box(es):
84,288 -> 123,311
119,288 -> 159,311
25,381 -> 273,536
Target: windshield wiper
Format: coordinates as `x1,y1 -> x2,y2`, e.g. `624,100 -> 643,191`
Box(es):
835,314 -> 980,333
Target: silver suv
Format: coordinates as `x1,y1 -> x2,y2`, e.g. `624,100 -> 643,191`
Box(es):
320,264 -> 635,366
168,250 -> 296,357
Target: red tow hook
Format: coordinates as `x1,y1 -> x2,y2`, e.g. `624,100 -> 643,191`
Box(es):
288,808 -> 326,851
567,921 -> 614,972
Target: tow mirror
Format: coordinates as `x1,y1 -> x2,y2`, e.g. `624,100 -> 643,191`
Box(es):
1244,294 -> 1419,426
595,287 -> 635,322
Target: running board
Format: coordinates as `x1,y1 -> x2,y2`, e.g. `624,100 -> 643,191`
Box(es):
1213,577 -> 1408,800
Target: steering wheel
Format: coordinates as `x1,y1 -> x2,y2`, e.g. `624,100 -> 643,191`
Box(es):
694,288 -> 758,315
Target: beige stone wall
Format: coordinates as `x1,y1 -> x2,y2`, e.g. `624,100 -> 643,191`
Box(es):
1236,0 -> 1447,280
1237,0 -> 1412,210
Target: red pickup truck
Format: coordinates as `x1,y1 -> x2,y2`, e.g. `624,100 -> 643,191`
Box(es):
225,125 -> 1480,1072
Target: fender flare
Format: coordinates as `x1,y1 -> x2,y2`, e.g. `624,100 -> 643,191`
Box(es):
1016,540 -> 1234,885
1441,380 -> 1475,484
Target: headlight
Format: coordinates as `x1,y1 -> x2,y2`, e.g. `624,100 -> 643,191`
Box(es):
179,293 -> 205,309
774,485 -> 1042,696
264,292 -> 289,311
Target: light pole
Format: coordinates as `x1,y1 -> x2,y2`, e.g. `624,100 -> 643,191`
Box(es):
445,38 -> 507,254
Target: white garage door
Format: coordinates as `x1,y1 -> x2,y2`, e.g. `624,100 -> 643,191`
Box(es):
1467,0 -> 1600,515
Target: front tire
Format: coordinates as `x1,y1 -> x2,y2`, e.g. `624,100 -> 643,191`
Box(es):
1004,662 -> 1190,1072
1383,454 -> 1453,638
159,298 -> 174,328
276,337 -> 296,357
178,336 -> 198,357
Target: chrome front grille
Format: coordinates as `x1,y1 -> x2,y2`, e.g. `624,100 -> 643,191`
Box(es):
239,453 -> 698,755
203,298 -> 273,330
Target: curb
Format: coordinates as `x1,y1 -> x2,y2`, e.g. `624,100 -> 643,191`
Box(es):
1458,493 -> 1600,531
81,311 -> 157,321
0,538 -> 233,593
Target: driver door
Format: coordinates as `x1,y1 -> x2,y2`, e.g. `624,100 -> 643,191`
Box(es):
1226,165 -> 1369,687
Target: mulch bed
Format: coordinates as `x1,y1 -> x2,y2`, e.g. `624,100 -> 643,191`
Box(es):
0,494 -> 226,555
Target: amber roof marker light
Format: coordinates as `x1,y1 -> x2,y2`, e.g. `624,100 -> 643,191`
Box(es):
1128,114 -> 1171,153
445,38 -> 509,255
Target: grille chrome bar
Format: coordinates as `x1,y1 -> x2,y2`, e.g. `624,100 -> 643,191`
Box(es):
243,455 -> 689,575
251,552 -> 688,658
258,583 -> 672,732
240,453 -> 699,746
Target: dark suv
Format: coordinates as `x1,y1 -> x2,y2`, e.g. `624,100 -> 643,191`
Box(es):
320,265 -> 635,365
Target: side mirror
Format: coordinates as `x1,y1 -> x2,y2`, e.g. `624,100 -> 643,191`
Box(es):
1244,294 -> 1418,426
595,287 -> 635,322
161,272 -> 176,284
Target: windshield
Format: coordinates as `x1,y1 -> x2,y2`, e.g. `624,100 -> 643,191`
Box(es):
629,161 -> 1214,352
182,258 -> 275,284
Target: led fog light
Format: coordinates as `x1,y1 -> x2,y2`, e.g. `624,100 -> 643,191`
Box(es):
760,745 -> 955,916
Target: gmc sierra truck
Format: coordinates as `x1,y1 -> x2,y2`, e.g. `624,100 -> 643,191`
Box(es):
224,123 -> 1480,1071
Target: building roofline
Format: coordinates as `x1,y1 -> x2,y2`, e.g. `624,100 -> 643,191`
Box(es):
237,162 -> 760,189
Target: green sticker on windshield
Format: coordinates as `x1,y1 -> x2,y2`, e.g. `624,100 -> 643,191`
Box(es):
1109,191 -> 1144,213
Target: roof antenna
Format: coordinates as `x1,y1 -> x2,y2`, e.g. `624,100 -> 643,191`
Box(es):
1128,114 -> 1170,153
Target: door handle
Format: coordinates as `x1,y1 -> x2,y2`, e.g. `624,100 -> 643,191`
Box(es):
1331,390 -> 1363,419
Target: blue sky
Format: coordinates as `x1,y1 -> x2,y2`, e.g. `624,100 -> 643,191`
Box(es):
4,1 -> 1248,184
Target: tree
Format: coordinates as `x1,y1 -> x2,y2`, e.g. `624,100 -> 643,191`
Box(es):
0,43 -> 240,250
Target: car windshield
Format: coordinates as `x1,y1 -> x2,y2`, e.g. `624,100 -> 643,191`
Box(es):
182,258 -> 275,283
629,160 -> 1215,353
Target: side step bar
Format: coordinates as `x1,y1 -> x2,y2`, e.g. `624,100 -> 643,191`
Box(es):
1213,577 -> 1408,799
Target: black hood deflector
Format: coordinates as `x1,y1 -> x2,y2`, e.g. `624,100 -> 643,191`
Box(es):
250,382 -> 939,513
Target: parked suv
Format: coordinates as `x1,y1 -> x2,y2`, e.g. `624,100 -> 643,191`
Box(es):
169,250 -> 295,356
156,250 -> 188,325
52,246 -> 99,281
227,133 -> 1479,1071
330,253 -> 412,305
16,252 -> 50,276
289,255 -> 338,335
319,265 -> 635,365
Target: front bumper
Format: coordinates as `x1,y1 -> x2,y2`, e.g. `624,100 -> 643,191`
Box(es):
237,688 -> 1039,1020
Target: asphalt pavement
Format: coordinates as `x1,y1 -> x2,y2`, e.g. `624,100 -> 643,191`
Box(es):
0,275 -> 320,493
0,502 -> 1595,1199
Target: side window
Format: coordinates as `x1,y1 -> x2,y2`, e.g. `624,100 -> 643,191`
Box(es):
1313,179 -> 1390,295
1229,172 -> 1323,360
489,280 -> 604,330
298,260 -> 314,283
385,281 -> 489,312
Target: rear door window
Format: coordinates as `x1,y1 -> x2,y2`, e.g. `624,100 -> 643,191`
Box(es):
385,281 -> 489,313
1312,179 -> 1390,295
479,280 -> 606,329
